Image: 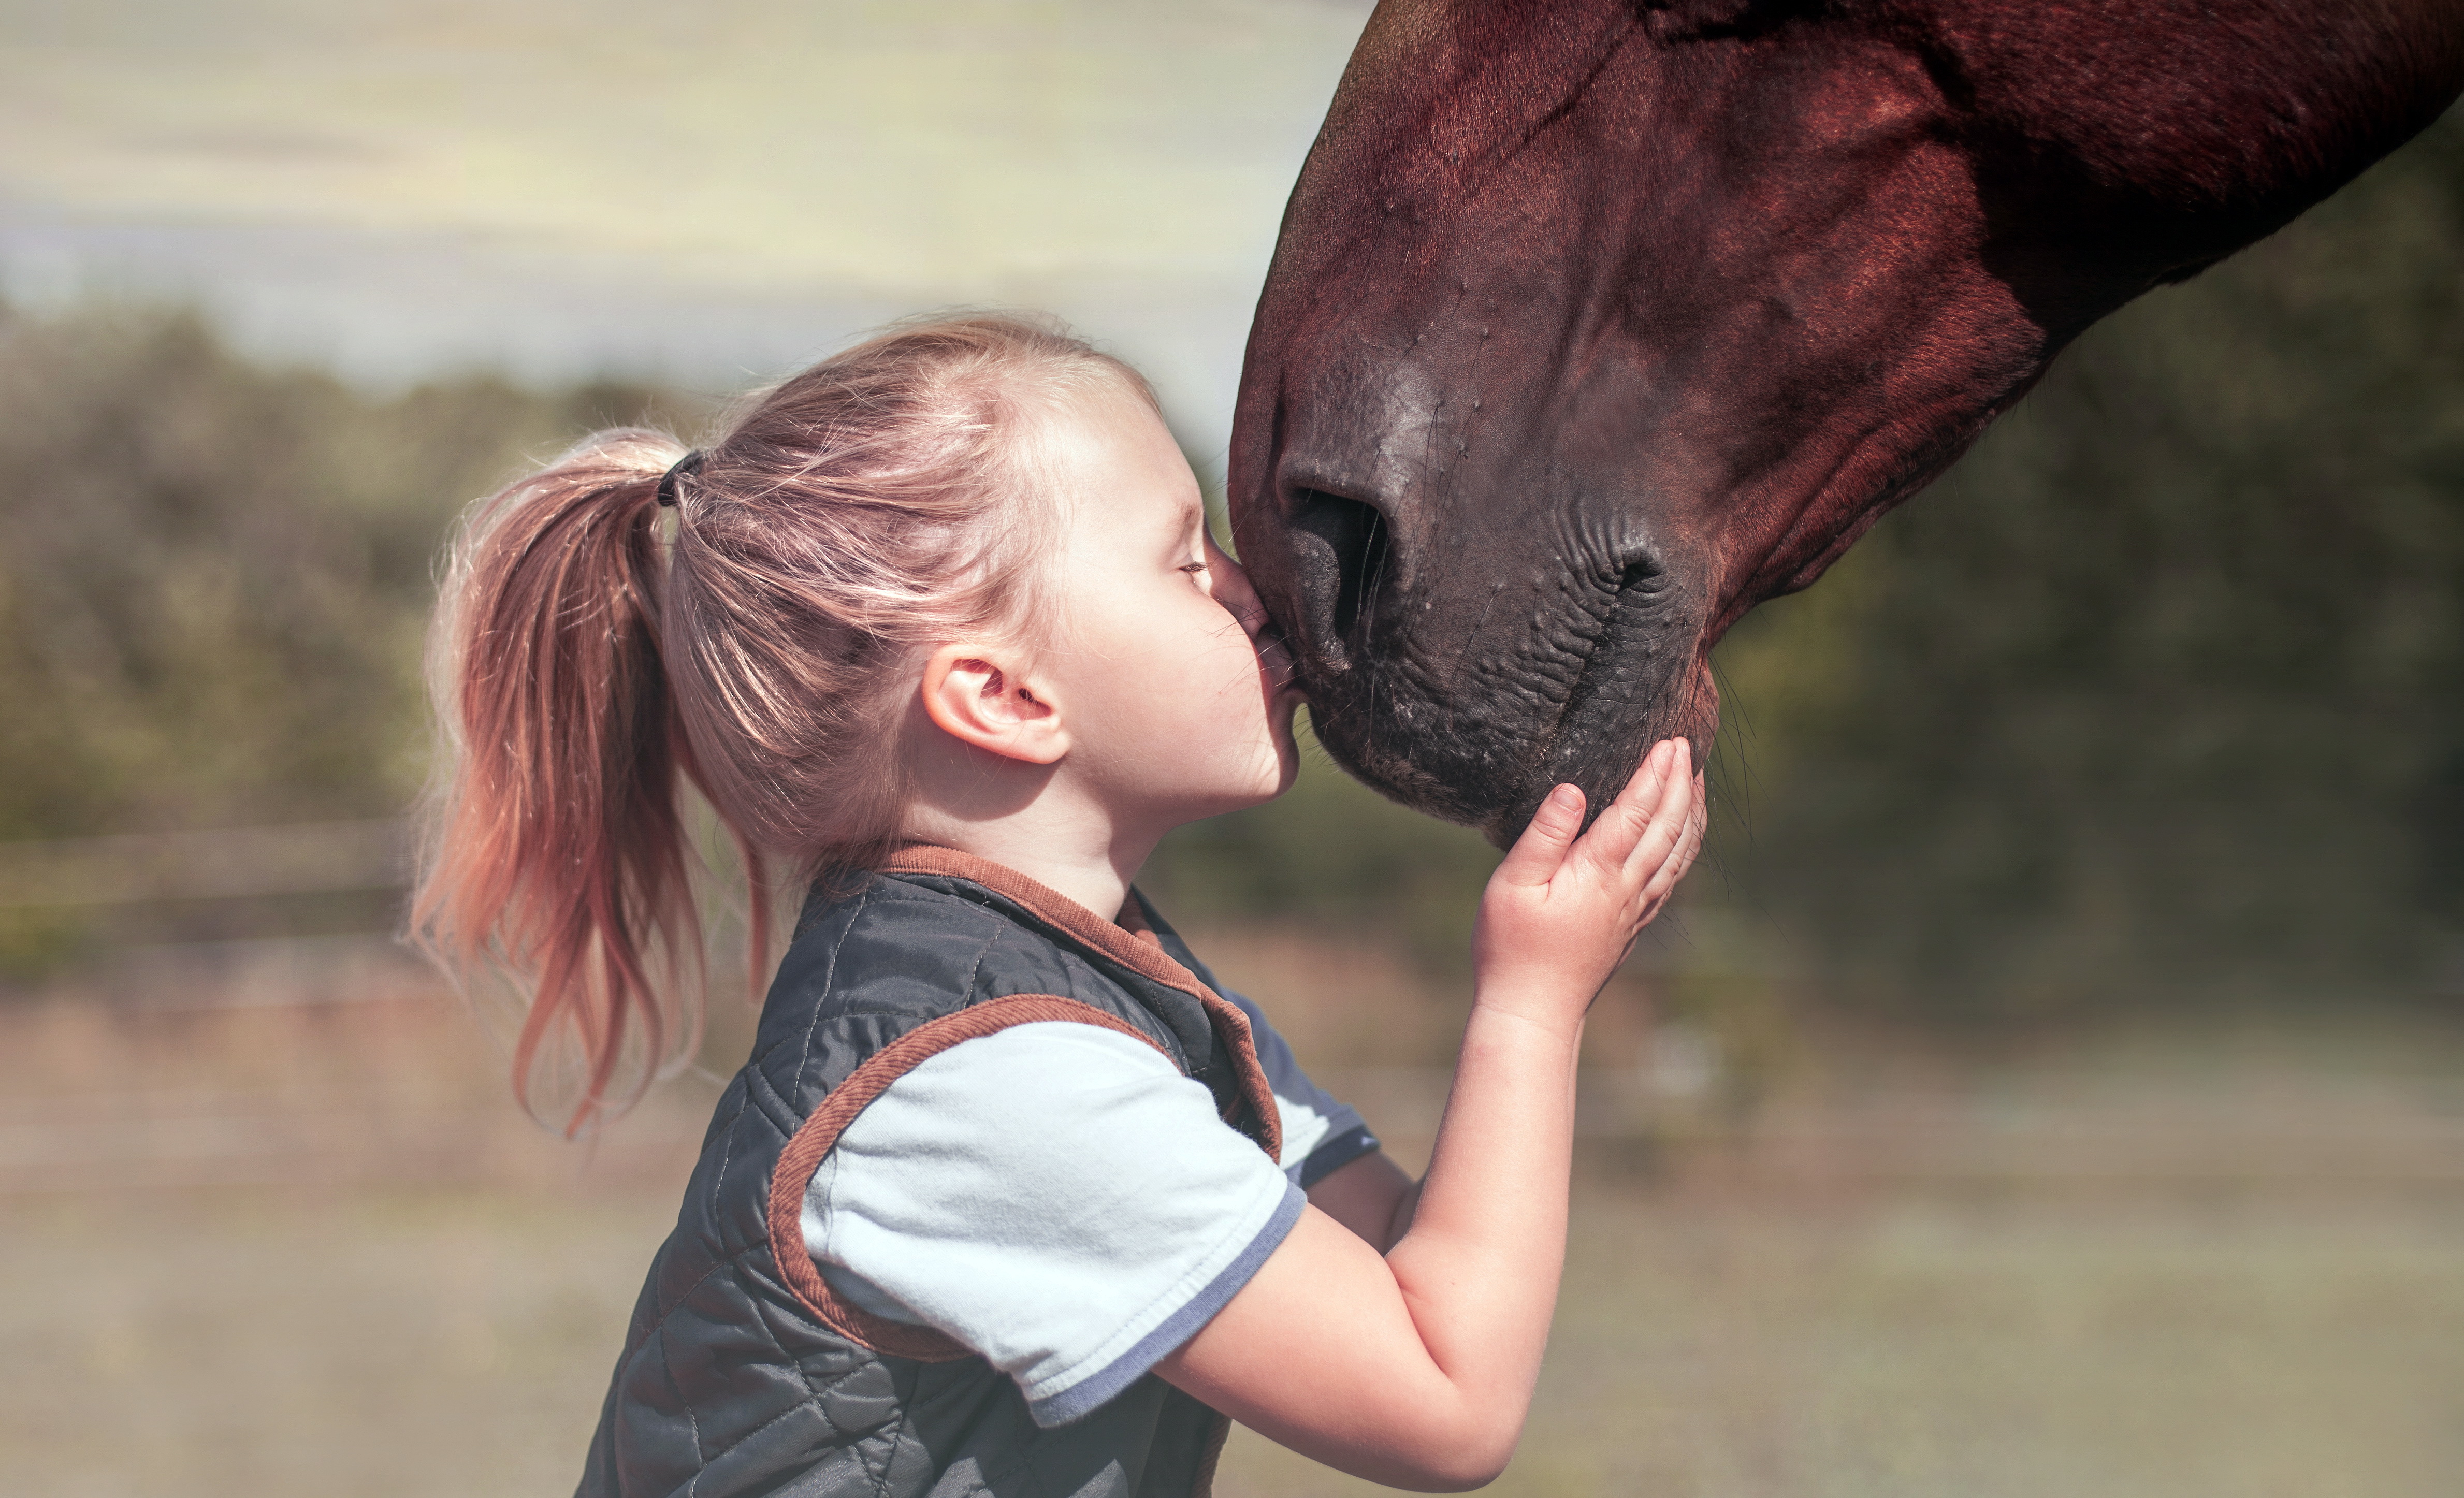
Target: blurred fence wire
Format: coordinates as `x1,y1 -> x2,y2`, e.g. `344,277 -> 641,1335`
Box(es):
0,820 -> 408,909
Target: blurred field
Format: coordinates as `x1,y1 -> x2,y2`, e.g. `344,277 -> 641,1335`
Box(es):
3,5 -> 2456,1493
5,927 -> 2460,1498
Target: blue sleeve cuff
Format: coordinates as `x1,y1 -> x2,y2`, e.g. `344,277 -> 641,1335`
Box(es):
1297,1123 -> 1381,1188
1025,1179 -> 1308,1428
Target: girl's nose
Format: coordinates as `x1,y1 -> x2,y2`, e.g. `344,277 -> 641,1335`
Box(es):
1208,532 -> 1300,692
1207,533 -> 1272,642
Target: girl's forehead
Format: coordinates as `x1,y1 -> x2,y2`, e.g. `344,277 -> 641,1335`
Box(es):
1049,374 -> 1167,444
1042,384 -> 1190,490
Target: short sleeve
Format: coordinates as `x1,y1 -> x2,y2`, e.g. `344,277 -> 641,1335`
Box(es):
801,1021 -> 1306,1427
1217,986 -> 1382,1187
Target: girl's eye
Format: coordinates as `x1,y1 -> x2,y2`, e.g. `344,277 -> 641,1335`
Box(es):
1179,561 -> 1209,575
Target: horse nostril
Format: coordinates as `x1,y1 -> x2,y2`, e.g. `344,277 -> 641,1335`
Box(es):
1617,554 -> 1668,599
1287,488 -> 1393,668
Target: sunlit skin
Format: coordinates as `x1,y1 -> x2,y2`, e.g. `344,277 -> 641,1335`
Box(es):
901,379 -> 1709,1491
901,379 -> 1305,919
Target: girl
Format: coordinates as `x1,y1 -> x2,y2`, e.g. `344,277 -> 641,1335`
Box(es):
415,314 -> 1703,1497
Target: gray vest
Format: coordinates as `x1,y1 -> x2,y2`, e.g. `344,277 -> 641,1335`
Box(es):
575,845 -> 1283,1498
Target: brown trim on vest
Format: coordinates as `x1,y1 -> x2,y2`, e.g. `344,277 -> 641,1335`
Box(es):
882,844 -> 1284,1162
764,993 -> 1175,1361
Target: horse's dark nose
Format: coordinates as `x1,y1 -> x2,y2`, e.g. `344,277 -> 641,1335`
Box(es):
1284,486 -> 1394,673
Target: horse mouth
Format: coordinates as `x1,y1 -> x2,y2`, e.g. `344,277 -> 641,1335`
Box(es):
1480,567 -> 1708,842
1280,534 -> 1707,841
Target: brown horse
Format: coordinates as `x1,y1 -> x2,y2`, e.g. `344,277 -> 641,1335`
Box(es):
1228,0 -> 2464,840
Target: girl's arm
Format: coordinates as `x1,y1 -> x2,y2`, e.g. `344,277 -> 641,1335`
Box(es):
1305,1151 -> 1420,1250
1158,739 -> 1703,1492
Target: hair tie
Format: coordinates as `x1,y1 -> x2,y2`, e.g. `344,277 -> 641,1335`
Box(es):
655,449 -> 705,508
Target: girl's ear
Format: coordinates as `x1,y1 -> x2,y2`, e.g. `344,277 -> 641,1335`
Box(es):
920,643 -> 1070,765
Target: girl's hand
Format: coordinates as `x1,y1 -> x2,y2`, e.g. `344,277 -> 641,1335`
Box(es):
1471,739 -> 1704,1028
1158,739 -> 1705,1490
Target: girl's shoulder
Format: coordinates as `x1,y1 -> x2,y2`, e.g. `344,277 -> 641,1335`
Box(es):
750,862 -> 1215,1102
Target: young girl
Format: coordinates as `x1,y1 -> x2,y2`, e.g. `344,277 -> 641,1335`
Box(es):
415,314 -> 1703,1497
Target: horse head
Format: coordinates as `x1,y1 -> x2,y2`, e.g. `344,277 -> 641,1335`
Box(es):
1229,0 -> 2464,840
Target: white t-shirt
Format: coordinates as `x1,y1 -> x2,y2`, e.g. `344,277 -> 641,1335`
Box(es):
799,988 -> 1378,1427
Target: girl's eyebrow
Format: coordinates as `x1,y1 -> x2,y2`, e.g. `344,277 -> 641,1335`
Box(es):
1169,500 -> 1205,548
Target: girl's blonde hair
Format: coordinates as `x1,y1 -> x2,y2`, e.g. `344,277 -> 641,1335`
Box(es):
411,312 -> 1157,1132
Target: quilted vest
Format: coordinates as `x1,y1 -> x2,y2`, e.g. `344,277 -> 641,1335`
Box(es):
575,844 -> 1284,1498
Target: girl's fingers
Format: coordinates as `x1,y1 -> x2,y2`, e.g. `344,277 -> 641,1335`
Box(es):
1677,777 -> 1707,876
1621,740 -> 1697,881
1573,741 -> 1673,874
1639,773 -> 1708,902
1495,782 -> 1587,889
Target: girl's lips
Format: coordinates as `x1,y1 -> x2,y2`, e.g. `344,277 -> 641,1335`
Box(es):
1256,627 -> 1306,702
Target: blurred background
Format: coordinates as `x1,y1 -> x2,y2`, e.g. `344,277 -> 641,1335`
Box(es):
4,2 -> 2460,1494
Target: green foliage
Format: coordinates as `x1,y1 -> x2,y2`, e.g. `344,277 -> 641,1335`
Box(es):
1711,110 -> 2464,1016
0,303 -> 691,970
0,304 -> 683,843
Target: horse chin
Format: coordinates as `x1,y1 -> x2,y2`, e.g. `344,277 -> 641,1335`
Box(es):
1300,643 -> 1718,850
1479,653 -> 1721,849
1297,673 -> 1510,832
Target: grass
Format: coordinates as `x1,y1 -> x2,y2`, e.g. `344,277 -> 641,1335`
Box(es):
2,1188 -> 662,1498
1222,1189 -> 2464,1498
4,931 -> 2461,1496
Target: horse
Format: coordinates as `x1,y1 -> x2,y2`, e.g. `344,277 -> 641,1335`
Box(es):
1227,0 -> 2464,841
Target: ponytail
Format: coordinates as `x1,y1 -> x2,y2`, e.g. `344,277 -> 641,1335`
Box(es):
413,429 -> 758,1135
413,313 -> 1148,1131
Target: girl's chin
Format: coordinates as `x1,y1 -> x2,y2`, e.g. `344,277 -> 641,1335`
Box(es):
1170,704 -> 1301,816
1268,686 -> 1306,738
1214,743 -> 1302,815
1267,705 -> 1302,786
